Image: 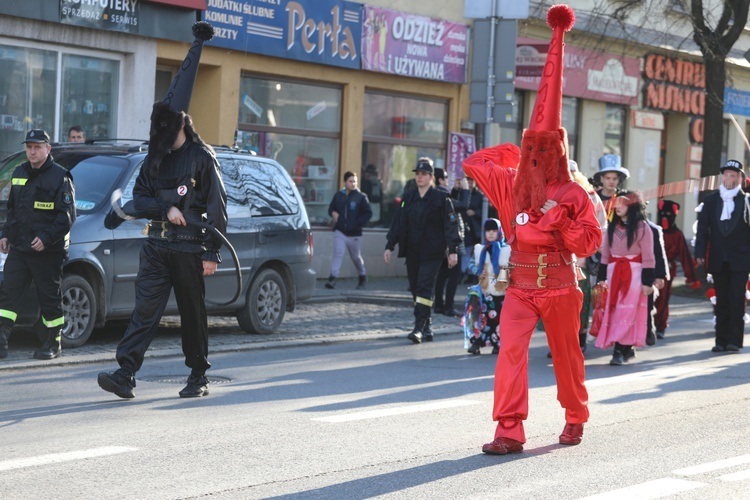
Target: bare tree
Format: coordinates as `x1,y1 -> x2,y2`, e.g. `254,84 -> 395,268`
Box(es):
689,0 -> 749,177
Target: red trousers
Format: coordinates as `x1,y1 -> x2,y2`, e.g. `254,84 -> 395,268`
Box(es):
492,286 -> 589,443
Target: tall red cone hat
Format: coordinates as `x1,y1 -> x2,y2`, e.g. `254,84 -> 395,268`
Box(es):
528,4 -> 575,131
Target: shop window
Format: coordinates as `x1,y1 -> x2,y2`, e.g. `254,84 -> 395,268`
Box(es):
235,76 -> 342,226
361,92 -> 448,228
0,45 -> 56,158
61,55 -> 119,141
0,43 -> 120,158
604,104 -> 626,160
562,97 -> 580,161
496,91 -> 525,146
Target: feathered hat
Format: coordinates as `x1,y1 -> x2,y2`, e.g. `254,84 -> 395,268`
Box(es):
147,21 -> 214,174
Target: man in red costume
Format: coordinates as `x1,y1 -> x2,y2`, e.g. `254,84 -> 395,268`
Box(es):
463,4 -> 602,455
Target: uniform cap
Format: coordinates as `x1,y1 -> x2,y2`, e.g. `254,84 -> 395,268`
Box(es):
720,159 -> 743,174
413,158 -> 434,175
22,129 -> 50,144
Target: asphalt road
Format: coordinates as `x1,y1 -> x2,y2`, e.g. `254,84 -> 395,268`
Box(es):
1,290 -> 749,499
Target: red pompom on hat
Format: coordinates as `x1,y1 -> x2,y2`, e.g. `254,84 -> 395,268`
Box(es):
528,4 -> 575,132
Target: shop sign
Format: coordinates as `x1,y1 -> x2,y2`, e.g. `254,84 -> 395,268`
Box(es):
724,87 -> 750,117
60,0 -> 140,33
143,0 -> 206,8
361,6 -> 469,84
447,132 -> 476,181
642,53 -> 705,115
204,0 -> 361,70
515,38 -> 639,105
631,110 -> 664,130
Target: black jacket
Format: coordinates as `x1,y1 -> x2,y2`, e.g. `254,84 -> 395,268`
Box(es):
695,190 -> 750,273
134,140 -> 227,262
2,155 -> 76,254
385,186 -> 462,260
327,188 -> 372,236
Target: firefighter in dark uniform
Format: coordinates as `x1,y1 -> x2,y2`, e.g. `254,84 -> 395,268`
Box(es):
0,129 -> 76,360
384,157 -> 463,343
97,21 -> 227,399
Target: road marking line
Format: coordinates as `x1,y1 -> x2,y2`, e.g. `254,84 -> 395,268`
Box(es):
674,454 -> 750,475
577,478 -> 704,499
312,399 -> 481,423
0,446 -> 138,472
718,468 -> 750,482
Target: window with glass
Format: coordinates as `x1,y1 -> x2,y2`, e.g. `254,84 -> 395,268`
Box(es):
0,43 -> 120,158
61,55 -> 119,141
562,96 -> 579,161
235,76 -> 342,225
496,91 -> 525,146
361,92 -> 449,228
604,103 -> 627,160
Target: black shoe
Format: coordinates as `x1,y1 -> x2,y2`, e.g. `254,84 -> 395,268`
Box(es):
711,345 -> 726,353
33,330 -> 62,360
623,347 -> 636,362
423,319 -> 433,341
407,331 -> 422,344
547,351 -> 552,358
444,308 -> 461,318
356,275 -> 367,290
433,304 -> 445,315
179,374 -> 210,398
0,326 -> 9,359
98,371 -> 136,399
492,346 -> 500,355
656,330 -> 665,340
468,343 -> 480,355
609,351 -> 624,366
324,276 -> 336,289
646,330 -> 656,346
725,344 -> 741,352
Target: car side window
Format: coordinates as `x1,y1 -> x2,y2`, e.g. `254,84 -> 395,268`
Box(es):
224,157 -> 299,217
120,163 -> 142,204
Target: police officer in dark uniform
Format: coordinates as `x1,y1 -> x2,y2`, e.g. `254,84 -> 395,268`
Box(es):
384,157 -> 463,343
97,22 -> 227,399
0,129 -> 76,360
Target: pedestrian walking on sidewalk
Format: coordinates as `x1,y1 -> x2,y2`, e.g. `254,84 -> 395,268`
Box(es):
324,171 -> 372,290
384,157 -> 462,344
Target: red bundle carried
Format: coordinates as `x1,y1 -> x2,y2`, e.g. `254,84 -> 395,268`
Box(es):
589,282 -> 608,337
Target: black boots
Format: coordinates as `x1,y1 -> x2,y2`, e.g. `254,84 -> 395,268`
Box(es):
97,370 -> 136,399
356,275 -> 367,289
422,318 -> 433,342
0,322 -> 10,359
179,372 -> 210,398
407,319 -> 425,344
33,328 -> 61,360
324,275 -> 336,289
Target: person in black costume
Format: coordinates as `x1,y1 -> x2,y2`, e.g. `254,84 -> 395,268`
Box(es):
0,129 -> 76,360
97,22 -> 227,399
695,159 -> 750,353
383,157 -> 463,343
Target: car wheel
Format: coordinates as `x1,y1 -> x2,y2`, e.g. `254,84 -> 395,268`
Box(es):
60,274 -> 97,348
237,268 -> 287,334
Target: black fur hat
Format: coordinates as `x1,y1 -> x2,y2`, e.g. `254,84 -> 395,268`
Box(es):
147,21 -> 214,175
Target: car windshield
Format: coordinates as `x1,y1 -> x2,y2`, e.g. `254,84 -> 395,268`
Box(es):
0,151 -> 132,214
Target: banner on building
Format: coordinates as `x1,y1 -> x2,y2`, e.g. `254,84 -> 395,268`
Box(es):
447,132 -> 476,182
60,0 -> 140,33
361,6 -> 468,84
516,37 -> 640,105
725,88 -> 750,117
204,0 -> 361,70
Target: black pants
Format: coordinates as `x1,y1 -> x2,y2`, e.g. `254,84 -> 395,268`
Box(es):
406,254 -> 442,322
0,249 -> 65,328
434,257 -> 461,310
713,261 -> 748,348
116,241 -> 210,375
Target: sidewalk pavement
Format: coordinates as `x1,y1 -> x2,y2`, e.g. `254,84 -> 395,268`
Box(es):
0,276 -> 713,372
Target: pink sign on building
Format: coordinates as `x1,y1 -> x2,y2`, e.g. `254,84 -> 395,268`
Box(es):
515,37 -> 640,105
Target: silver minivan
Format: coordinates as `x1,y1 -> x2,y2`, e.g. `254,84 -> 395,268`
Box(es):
0,142 -> 316,347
